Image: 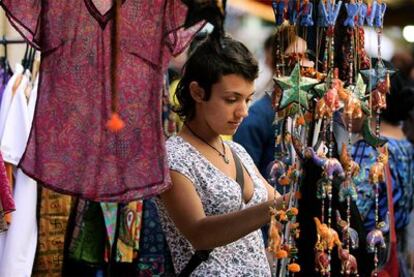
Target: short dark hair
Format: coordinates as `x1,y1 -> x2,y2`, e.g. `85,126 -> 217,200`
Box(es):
174,35 -> 259,121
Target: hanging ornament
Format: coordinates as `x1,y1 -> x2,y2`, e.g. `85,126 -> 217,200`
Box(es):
361,117 -> 387,147
346,73 -> 367,101
357,0 -> 367,27
339,144 -> 359,203
325,0 -> 343,27
287,0 -> 299,25
298,0 -> 314,27
337,247 -> 359,275
336,211 -> 359,250
314,217 -> 342,251
373,0 -> 387,29
305,147 -> 345,180
367,147 -> 389,275
272,0 -> 288,26
365,0 -> 377,27
360,61 -> 394,94
276,64 -> 319,111
344,0 -> 359,28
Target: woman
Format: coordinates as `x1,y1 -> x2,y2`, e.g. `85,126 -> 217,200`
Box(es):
156,35 -> 286,276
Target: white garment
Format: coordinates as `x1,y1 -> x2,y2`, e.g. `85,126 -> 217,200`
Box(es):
27,74 -> 38,126
0,69 -> 38,277
1,70 -> 30,165
0,64 -> 24,140
0,170 -> 37,277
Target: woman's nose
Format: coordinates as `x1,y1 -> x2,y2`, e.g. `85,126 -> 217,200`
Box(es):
236,101 -> 249,118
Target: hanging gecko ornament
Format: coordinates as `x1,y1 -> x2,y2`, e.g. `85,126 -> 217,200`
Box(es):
344,0 -> 360,28
373,0 -> 386,28
365,0 -> 378,27
299,0 -> 314,27
272,0 -> 288,26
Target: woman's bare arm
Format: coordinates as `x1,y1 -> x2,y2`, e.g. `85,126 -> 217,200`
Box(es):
160,170 -> 286,250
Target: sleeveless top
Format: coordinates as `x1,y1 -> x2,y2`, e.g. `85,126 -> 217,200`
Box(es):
156,136 -> 271,276
1,0 -> 202,201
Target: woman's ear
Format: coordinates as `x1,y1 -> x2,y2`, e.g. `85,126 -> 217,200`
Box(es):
189,81 -> 205,103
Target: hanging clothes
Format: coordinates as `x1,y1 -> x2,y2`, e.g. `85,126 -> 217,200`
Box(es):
137,198 -> 174,276
0,152 -> 13,225
0,0 -> 203,202
32,186 -> 72,277
0,66 -> 11,109
100,201 -> 143,263
0,66 -> 14,222
0,69 -> 38,277
67,200 -> 107,266
0,64 -> 23,140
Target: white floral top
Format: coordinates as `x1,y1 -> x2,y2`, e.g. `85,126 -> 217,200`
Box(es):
156,136 -> 271,276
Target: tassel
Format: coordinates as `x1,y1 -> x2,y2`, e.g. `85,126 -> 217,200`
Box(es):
107,0 -> 123,133
276,249 -> 288,259
288,263 -> 301,272
106,113 -> 125,132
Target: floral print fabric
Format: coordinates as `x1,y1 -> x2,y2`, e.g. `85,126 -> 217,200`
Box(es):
156,136 -> 271,276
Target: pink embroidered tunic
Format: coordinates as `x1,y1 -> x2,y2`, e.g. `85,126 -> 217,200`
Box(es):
1,0 -> 201,202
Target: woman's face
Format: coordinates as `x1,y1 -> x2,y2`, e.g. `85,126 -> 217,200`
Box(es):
196,74 -> 255,136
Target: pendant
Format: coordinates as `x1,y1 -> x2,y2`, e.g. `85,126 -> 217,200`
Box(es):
223,155 -> 230,164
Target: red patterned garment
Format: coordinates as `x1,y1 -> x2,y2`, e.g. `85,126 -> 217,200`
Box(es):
0,152 -> 14,214
0,0 -> 201,202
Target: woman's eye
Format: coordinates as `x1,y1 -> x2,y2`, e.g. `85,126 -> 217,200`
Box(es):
225,98 -> 237,103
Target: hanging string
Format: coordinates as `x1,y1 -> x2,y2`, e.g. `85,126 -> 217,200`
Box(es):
107,0 -> 125,132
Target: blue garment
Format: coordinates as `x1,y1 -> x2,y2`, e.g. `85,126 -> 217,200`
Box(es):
233,94 -> 276,179
352,138 -> 414,231
138,198 -> 174,276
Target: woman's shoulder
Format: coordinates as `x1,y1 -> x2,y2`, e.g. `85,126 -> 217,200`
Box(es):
166,135 -> 194,163
226,140 -> 254,163
226,140 -> 247,154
